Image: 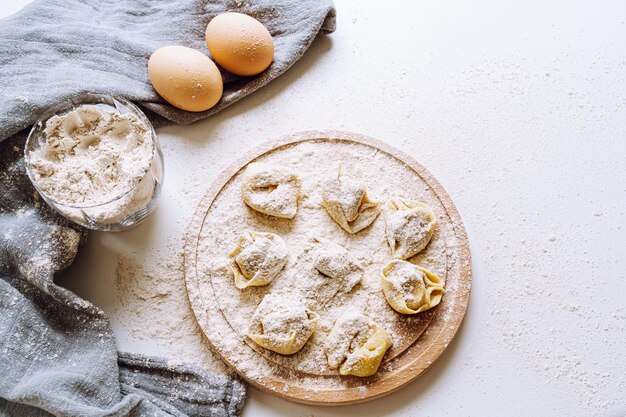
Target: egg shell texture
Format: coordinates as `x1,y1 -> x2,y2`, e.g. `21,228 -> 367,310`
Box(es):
148,45 -> 223,112
205,12 -> 274,76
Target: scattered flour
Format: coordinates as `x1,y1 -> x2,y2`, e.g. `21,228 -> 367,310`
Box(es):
114,242 -> 229,375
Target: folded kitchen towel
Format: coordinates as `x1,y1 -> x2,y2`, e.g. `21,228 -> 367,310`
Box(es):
0,0 -> 335,416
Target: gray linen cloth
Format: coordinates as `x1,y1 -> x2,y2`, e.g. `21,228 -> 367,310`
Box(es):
0,0 -> 335,416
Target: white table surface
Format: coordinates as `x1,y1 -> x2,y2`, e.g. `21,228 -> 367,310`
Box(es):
4,1 -> 626,416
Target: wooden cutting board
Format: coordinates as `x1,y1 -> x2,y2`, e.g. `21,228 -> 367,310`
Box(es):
184,130 -> 472,405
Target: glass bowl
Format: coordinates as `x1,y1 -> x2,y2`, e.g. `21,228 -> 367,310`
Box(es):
24,94 -> 164,232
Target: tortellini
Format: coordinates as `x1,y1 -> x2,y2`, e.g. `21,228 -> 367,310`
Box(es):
385,198 -> 436,259
293,237 -> 364,307
321,164 -> 381,234
381,260 -> 445,314
311,237 -> 363,296
324,312 -> 393,377
228,230 -> 288,289
241,162 -> 301,219
247,293 -> 319,355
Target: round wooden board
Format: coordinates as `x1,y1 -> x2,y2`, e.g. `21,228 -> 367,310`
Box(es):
184,130 -> 472,405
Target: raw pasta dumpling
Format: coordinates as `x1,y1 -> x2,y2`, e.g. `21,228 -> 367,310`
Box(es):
324,312 -> 393,377
228,230 -> 287,289
385,198 -> 436,259
321,164 -> 381,234
241,162 -> 301,219
381,260 -> 445,314
311,237 -> 363,295
247,293 -> 319,355
289,237 -> 364,308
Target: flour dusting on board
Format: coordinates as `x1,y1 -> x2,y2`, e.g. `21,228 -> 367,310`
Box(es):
187,138 -> 468,392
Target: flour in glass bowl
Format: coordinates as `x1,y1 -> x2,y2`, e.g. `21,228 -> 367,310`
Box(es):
26,102 -> 159,226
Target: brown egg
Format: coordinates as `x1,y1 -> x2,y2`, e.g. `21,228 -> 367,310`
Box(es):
148,45 -> 223,112
205,12 -> 274,76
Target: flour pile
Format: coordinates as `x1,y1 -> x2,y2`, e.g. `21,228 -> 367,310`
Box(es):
27,104 -> 158,224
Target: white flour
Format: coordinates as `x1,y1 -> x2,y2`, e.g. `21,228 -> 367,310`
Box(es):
28,104 -> 155,223
114,245 -> 230,375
